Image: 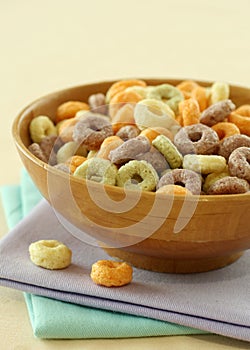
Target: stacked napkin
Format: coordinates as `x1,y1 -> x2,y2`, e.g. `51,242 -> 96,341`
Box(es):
0,169 -> 205,339
0,170 -> 249,341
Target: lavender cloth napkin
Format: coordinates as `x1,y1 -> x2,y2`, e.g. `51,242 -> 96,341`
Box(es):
0,199 -> 249,341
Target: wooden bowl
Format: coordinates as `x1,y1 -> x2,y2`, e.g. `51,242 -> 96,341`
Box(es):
12,79 -> 250,273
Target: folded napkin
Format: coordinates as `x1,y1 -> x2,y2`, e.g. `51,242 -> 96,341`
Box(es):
0,169 -> 205,339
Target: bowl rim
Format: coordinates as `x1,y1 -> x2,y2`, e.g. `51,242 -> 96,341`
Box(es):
12,78 -> 250,203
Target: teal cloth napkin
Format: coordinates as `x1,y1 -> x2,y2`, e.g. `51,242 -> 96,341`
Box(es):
0,169 -> 206,339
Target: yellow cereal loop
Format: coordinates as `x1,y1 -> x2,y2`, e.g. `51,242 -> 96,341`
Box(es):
134,99 -> 180,134
29,240 -> 72,270
210,81 -> 230,105
183,154 -> 227,174
56,141 -> 88,164
29,115 -> 57,143
203,168 -> 230,193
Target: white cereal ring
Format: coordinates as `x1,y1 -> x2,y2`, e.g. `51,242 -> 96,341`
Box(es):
29,240 -> 72,270
90,260 -> 133,287
134,98 -> 180,134
56,141 -> 88,164
116,160 -> 159,191
147,83 -> 184,114
183,154 -> 227,174
29,115 -> 57,143
210,81 -> 230,105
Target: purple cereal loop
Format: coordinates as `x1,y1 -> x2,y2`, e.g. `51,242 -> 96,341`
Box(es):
207,176 -> 249,195
109,136 -> 151,164
157,169 -> 202,195
174,123 -> 219,155
200,99 -> 236,127
228,147 -> 250,182
73,115 -> 113,150
116,125 -> 140,141
219,134 -> 250,160
136,147 -> 169,174
88,93 -> 108,116
28,143 -> 47,163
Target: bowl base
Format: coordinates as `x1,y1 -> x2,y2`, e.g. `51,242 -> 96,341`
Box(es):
103,248 -> 243,273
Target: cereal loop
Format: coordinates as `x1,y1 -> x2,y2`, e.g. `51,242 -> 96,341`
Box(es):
140,126 -> 174,143
29,116 -> 57,143
88,93 -> 108,115
74,158 -> 118,185
203,169 -> 230,193
176,80 -> 199,98
174,124 -> 219,155
116,125 -> 140,141
111,103 -> 136,133
109,136 -> 150,164
29,240 -> 72,270
218,134 -> 250,159
109,90 -> 142,119
183,154 -> 227,174
207,176 -> 249,195
116,160 -> 159,191
191,86 -> 207,112
210,81 -> 230,105
211,122 -> 240,141
58,117 -> 79,143
228,104 -> 250,136
157,169 -> 202,195
65,155 -> 87,173
134,99 -> 180,134
56,101 -> 89,123
152,135 -> 183,169
136,147 -> 169,174
90,260 -> 133,287
56,141 -> 88,164
147,83 -> 184,114
157,184 -> 192,196
97,136 -> 124,160
200,99 -> 236,127
73,115 -> 113,150
228,147 -> 250,182
179,98 -> 200,126
106,79 -> 146,103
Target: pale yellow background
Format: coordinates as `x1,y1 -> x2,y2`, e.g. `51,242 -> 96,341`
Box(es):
0,0 -> 249,348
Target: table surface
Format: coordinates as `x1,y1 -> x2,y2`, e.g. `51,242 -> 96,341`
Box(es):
0,0 -> 249,348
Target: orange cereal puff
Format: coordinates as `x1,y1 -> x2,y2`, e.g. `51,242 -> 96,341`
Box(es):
109,90 -> 142,120
58,117 -> 80,143
191,86 -> 208,112
178,98 -> 200,126
56,101 -> 90,123
140,127 -> 174,143
228,105 -> 250,136
106,79 -> 147,102
90,260 -> 133,287
176,80 -> 199,99
96,136 -> 124,160
65,155 -> 87,173
157,184 -> 192,196
212,122 -> 240,141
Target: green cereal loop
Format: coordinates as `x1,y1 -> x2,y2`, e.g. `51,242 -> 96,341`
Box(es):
203,169 -> 230,193
116,160 -> 159,191
147,84 -> 184,114
183,154 -> 227,175
73,158 -> 117,186
152,135 -> 183,169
